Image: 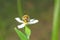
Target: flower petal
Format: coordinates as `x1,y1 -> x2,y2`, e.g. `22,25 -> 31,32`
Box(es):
17,24 -> 25,29
28,20 -> 39,24
15,17 -> 23,23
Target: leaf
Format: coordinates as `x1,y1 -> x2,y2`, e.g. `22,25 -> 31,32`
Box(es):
14,27 -> 28,40
25,26 -> 31,39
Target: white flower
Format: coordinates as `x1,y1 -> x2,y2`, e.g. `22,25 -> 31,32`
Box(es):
15,15 -> 39,29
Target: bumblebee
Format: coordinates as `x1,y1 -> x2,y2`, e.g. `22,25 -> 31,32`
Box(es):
22,15 -> 30,23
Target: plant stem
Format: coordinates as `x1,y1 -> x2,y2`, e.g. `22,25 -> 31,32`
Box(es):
52,0 -> 60,40
17,0 -> 23,17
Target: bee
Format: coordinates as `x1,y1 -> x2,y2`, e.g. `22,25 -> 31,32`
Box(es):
22,15 -> 30,23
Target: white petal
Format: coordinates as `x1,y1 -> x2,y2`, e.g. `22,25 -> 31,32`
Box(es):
28,20 -> 39,24
15,17 -> 23,23
17,24 -> 25,29
30,19 -> 35,22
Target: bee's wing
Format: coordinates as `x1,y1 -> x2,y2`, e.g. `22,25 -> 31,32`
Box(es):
17,24 -> 25,29
30,19 -> 35,22
15,17 -> 23,23
28,19 -> 39,24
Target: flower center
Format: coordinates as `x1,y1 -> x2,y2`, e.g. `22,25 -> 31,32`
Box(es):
22,15 -> 30,24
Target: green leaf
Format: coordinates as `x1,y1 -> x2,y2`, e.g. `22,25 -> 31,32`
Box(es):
25,26 -> 31,39
14,27 -> 28,40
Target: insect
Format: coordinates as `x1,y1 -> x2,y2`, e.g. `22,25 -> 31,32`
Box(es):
22,15 -> 30,24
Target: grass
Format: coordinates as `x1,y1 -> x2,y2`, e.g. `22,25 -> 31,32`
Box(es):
52,0 -> 60,40
17,0 -> 23,17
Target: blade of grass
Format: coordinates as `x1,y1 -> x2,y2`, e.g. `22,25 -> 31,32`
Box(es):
52,0 -> 60,40
17,0 -> 23,17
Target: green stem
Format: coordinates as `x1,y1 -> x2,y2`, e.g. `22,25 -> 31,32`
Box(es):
52,0 -> 60,40
17,0 -> 23,17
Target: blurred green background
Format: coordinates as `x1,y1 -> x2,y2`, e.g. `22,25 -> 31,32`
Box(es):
0,0 -> 55,40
